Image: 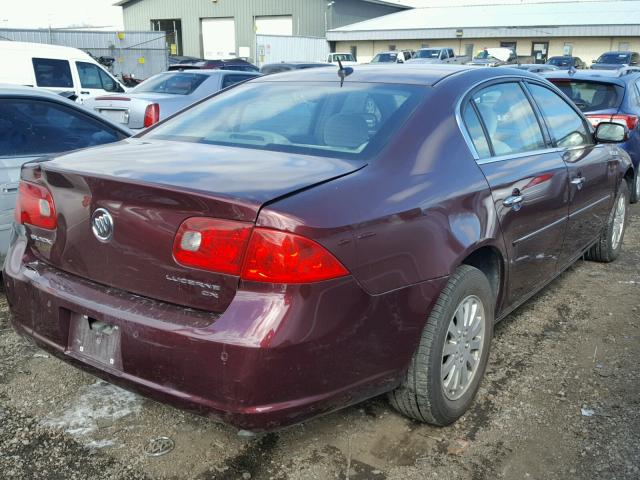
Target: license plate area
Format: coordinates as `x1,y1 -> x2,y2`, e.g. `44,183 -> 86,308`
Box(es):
67,311 -> 122,370
98,109 -> 128,124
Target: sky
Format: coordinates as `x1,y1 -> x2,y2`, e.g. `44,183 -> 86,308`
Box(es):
0,0 -> 124,29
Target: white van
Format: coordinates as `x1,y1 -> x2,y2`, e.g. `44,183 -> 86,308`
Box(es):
0,41 -> 127,101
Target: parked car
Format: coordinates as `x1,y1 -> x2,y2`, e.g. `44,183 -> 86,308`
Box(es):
0,41 -> 127,101
168,58 -> 259,72
326,53 -> 358,66
544,68 -> 640,202
370,50 -> 414,64
546,55 -> 586,70
4,65 -> 632,431
591,51 -> 640,70
168,55 -> 203,65
407,48 -> 470,64
84,70 -> 260,130
467,47 -> 517,67
507,64 -> 559,74
0,84 -> 130,262
260,62 -> 333,75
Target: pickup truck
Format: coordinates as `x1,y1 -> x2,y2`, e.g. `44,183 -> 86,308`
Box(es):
326,53 -> 358,66
467,47 -> 518,67
406,48 -> 470,64
591,51 -> 640,70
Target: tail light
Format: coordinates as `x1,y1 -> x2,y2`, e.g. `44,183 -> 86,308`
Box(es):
241,229 -> 349,283
173,218 -> 252,275
173,218 -> 349,283
143,103 -> 160,127
15,181 -> 57,230
586,113 -> 638,130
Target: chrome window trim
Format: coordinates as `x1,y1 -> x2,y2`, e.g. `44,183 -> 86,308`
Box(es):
476,147 -> 565,165
454,74 -> 595,164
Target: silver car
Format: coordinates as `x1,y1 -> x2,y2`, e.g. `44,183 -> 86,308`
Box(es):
0,85 -> 130,262
84,70 -> 261,131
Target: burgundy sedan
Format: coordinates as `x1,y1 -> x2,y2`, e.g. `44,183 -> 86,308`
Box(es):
4,65 -> 633,431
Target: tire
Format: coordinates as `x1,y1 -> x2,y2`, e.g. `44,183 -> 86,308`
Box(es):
585,182 -> 629,263
388,265 -> 494,426
630,171 -> 640,204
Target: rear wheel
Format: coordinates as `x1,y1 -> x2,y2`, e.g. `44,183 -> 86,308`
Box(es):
585,182 -> 629,262
631,171 -> 640,204
388,265 -> 494,426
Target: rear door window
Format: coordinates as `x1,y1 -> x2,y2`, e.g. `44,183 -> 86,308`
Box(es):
0,98 -> 125,157
32,58 -> 73,88
462,102 -> 491,158
527,83 -> 591,148
550,80 -> 622,111
471,82 -> 546,156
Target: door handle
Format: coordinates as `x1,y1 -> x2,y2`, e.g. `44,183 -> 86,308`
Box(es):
80,91 -> 90,95
503,195 -> 523,209
570,176 -> 586,189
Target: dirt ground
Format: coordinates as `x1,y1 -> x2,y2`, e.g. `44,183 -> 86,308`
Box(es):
1,204 -> 638,480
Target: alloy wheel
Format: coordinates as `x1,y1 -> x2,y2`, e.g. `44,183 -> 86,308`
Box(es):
441,295 -> 485,401
611,194 -> 626,250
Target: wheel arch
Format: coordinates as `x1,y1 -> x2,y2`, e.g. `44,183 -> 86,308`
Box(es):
457,243 -> 507,312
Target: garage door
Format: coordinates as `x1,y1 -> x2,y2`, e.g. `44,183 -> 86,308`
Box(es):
255,16 -> 293,36
201,18 -> 236,59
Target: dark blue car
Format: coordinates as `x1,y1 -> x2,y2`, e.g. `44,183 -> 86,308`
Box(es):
545,68 -> 640,202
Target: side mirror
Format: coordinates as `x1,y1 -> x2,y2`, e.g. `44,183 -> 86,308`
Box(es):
595,122 -> 628,143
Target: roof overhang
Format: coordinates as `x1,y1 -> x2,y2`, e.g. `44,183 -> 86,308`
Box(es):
327,24 -> 640,41
115,0 -> 413,8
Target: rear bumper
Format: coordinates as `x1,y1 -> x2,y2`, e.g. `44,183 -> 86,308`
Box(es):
4,233 -> 447,431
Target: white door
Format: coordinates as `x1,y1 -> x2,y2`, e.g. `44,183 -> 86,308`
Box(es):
255,16 -> 293,36
201,18 -> 236,59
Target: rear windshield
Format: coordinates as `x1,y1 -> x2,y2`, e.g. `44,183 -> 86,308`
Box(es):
548,57 -> 572,67
372,53 -> 397,63
596,53 -> 630,64
146,82 -> 426,159
415,49 -> 440,59
132,73 -> 208,95
550,80 -> 622,111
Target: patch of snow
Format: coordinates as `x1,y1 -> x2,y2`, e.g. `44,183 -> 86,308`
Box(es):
42,380 -> 142,446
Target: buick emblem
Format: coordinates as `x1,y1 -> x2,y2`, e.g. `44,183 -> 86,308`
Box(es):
91,208 -> 114,243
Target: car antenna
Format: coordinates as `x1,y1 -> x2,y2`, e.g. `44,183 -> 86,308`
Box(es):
337,59 -> 354,87
568,65 -> 577,76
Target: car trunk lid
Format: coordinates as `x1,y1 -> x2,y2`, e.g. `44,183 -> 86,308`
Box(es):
23,139 -> 364,312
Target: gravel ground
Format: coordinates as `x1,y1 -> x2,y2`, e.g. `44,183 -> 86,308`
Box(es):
1,203 -> 638,480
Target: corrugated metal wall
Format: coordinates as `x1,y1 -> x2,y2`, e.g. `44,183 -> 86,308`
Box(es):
120,0 -> 405,60
0,28 -> 168,79
256,35 -> 329,65
121,0 -> 326,60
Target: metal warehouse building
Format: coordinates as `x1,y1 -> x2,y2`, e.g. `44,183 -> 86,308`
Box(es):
116,0 -> 410,61
327,0 -> 640,64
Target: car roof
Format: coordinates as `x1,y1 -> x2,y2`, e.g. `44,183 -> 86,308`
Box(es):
158,69 -> 258,76
541,69 -> 640,86
252,64 -> 541,86
0,84 -> 131,133
0,40 -> 93,60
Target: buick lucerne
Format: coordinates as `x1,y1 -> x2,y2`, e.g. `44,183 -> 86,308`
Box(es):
4,65 -> 632,431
